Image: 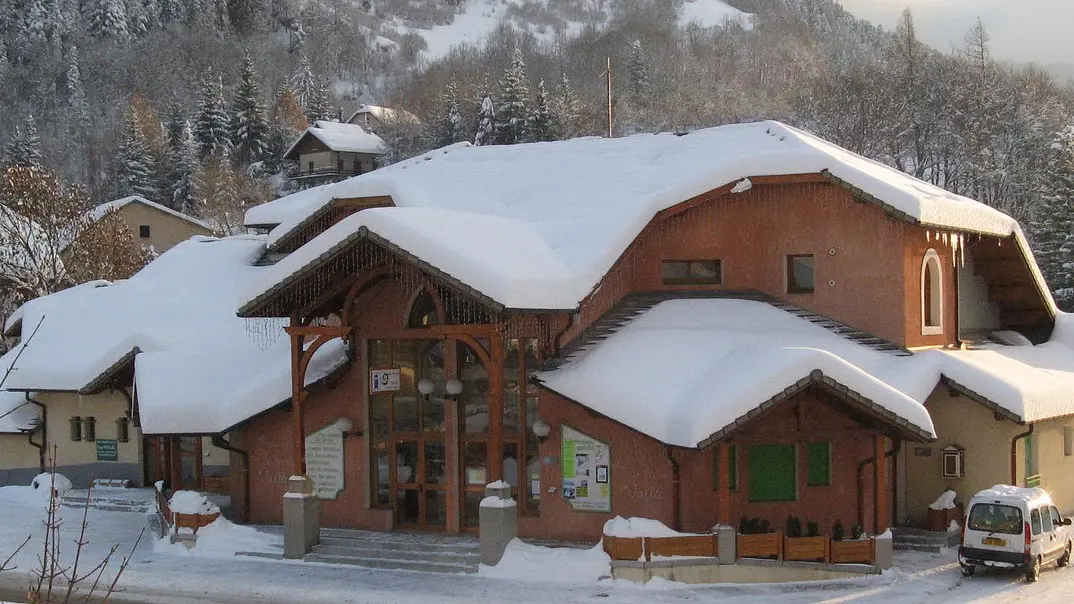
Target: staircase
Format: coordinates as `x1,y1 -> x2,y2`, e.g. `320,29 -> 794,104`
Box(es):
302,528 -> 481,574
891,527 -> 961,553
59,487 -> 157,514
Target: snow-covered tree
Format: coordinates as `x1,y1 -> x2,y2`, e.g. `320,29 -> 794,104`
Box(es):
1031,127 -> 1074,305
211,0 -> 229,31
628,39 -> 649,104
193,71 -> 230,158
429,79 -> 464,148
66,47 -> 90,132
290,57 -> 327,121
495,48 -> 530,145
116,108 -> 161,201
473,90 -> 495,147
265,85 -> 306,172
551,73 -> 583,140
171,121 -> 199,213
85,0 -> 129,40
231,55 -> 269,165
125,0 -> 148,36
4,116 -> 43,169
528,79 -> 555,142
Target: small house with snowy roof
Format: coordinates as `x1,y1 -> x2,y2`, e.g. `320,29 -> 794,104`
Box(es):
283,121 -> 388,187
228,120 -> 1074,547
87,195 -> 213,253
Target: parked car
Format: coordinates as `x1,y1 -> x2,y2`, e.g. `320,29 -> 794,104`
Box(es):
959,485 -> 1073,582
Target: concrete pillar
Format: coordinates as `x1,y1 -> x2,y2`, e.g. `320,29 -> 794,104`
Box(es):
715,524 -> 737,565
283,475 -> 321,559
875,534 -> 893,570
479,481 -> 517,566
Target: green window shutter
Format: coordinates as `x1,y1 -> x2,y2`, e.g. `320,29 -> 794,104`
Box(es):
747,444 -> 796,502
712,445 -> 740,491
806,442 -> 831,486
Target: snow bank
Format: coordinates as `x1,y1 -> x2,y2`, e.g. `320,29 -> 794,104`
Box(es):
168,491 -> 220,516
679,0 -> 753,29
603,517 -> 696,539
928,490 -> 957,511
154,517 -> 281,559
243,120 -> 1032,313
479,539 -> 610,584
480,496 -> 517,509
31,473 -> 72,498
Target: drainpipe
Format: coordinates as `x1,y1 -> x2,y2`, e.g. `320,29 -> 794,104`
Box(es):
25,393 -> 46,473
212,434 -> 250,523
1011,424 -> 1034,486
857,441 -> 900,530
665,446 -> 682,531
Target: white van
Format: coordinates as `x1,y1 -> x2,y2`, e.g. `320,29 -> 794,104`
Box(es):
959,485 -> 1073,582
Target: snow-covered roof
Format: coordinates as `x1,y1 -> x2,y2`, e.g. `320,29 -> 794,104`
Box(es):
1,236 -> 348,434
284,121 -> 388,158
90,196 -> 212,231
972,485 -> 1051,505
0,349 -> 39,434
241,120 -> 1034,313
536,298 -> 937,448
346,104 -> 420,125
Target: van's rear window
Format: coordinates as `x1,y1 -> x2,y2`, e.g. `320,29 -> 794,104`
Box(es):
968,503 -> 1024,534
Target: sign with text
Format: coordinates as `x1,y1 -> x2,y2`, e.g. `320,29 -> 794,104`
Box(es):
561,426 -> 611,512
370,368 -> 401,393
96,439 -> 118,462
304,427 -> 345,499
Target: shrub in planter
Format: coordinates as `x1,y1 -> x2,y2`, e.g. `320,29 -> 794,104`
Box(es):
740,516 -> 750,535
786,516 -> 803,538
852,524 -> 864,540
747,517 -> 762,535
833,520 -> 845,542
806,521 -> 820,538
759,519 -> 771,534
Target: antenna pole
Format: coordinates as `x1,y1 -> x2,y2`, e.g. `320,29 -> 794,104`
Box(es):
606,57 -> 613,138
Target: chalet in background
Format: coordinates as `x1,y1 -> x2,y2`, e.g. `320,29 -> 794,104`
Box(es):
283,121 -> 388,187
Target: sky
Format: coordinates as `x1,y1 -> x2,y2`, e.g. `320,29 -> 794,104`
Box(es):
837,0 -> 1073,68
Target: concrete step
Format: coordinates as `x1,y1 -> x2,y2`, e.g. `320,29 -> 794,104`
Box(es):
303,552 -> 478,574
311,543 -> 479,565
317,535 -> 479,555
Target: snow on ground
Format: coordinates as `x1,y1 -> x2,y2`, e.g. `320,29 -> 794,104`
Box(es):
4,484 -> 1074,603
603,516 -> 697,538
154,518 -> 282,559
678,0 -> 754,28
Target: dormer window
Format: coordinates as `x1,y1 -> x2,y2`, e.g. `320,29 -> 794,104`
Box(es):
922,249 -> 943,335
407,290 -> 441,328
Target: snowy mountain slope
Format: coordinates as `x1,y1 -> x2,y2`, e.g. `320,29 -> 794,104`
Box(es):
385,0 -> 753,62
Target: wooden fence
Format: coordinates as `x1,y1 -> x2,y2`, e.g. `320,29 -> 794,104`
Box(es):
604,535 -> 718,561
605,532 -> 876,566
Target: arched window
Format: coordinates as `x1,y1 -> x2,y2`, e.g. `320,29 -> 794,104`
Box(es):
407,290 -> 441,328
921,250 -> 943,335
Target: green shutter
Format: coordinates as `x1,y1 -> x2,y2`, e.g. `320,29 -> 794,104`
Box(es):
712,445 -> 739,491
806,442 -> 831,486
747,444 -> 796,502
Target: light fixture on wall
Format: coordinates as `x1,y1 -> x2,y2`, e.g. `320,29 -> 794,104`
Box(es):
445,378 -> 464,400
334,417 -> 357,437
417,378 -> 435,400
532,418 -> 551,443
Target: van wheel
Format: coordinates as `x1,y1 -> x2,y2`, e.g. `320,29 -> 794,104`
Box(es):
960,564 -> 975,577
1059,543 -> 1072,568
1026,556 -> 1041,582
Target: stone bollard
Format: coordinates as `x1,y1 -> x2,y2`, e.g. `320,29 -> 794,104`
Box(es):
874,532 -> 894,570
479,480 -> 517,566
715,524 -> 737,565
283,475 -> 321,559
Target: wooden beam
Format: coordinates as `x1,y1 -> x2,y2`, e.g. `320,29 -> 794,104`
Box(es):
874,434 -> 888,534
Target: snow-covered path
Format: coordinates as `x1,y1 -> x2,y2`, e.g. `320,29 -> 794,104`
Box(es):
3,485 -> 1074,603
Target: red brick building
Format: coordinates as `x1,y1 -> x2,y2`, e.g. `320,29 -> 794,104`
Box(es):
230,121 -> 1062,543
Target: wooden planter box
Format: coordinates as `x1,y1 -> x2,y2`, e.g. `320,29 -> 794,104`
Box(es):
784,535 -> 830,562
645,535 -> 718,561
926,503 -> 964,531
173,512 -> 221,535
737,532 -> 783,559
830,538 -> 875,565
604,536 -> 644,561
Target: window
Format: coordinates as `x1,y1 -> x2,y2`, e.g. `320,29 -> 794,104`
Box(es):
1052,506 -> 1063,531
138,224 -> 151,238
806,442 -> 831,486
969,503 -> 1024,535
116,417 -> 130,443
712,445 -> 738,491
307,161 -> 314,172
941,444 -> 965,479
81,417 -> 96,442
921,249 -> 943,335
1043,505 -> 1056,532
786,255 -> 814,294
661,260 -> 722,285
747,444 -> 796,502
407,290 -> 440,328
70,416 -> 82,441
1031,508 -> 1043,535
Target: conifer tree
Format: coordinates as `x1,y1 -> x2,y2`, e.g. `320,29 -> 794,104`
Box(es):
125,0 -> 148,36
86,0 -> 129,40
628,39 -> 649,104
211,0 -> 229,31
430,79 -> 464,148
528,79 -> 555,142
158,0 -> 183,25
305,76 -> 330,123
231,54 -> 269,165
19,0 -> 50,47
4,116 -> 43,168
171,121 -> 199,213
164,100 -> 186,150
193,71 -> 230,158
551,72 -> 582,139
116,108 -> 161,201
495,48 -> 530,145
1031,127 -> 1074,306
473,89 -> 495,147
290,57 -> 318,116
66,47 -> 90,132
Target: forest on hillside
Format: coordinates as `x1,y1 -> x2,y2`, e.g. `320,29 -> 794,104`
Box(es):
2,0 -> 1074,310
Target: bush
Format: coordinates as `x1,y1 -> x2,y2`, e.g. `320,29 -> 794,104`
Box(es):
786,516 -> 802,538
806,521 -> 820,538
833,520 -> 845,541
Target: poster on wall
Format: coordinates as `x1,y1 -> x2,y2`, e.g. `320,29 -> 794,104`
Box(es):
370,368 -> 401,393
561,426 -> 611,512
304,426 -> 345,499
